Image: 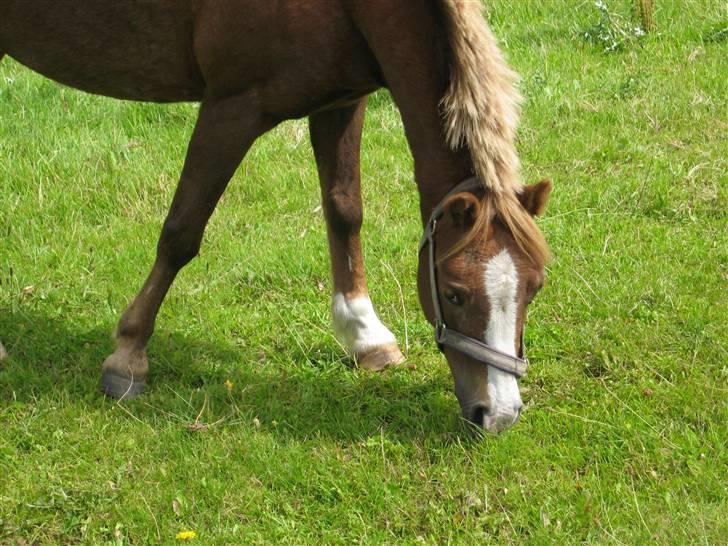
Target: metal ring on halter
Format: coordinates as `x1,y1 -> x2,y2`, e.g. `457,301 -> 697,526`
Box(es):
435,320 -> 447,344
420,177 -> 529,378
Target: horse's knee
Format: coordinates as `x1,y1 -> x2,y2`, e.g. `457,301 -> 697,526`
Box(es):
157,216 -> 202,269
324,186 -> 363,235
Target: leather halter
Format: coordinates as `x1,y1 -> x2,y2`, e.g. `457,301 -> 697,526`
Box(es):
419,177 -> 528,378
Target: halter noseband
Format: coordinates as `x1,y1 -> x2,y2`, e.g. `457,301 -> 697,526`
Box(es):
419,177 -> 528,378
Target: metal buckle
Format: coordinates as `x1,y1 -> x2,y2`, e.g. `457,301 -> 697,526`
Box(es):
435,320 -> 447,343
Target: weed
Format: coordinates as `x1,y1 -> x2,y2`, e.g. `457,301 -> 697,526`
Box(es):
583,0 -> 648,53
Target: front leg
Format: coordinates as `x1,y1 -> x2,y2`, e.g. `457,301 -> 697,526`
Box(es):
309,99 -> 404,370
101,93 -> 271,398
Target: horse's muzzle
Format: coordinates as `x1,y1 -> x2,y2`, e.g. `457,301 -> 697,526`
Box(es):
466,403 -> 522,434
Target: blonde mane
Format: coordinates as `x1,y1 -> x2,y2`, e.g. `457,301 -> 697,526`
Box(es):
439,0 -> 549,263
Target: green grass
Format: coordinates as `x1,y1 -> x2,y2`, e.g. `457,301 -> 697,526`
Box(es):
1,0 -> 726,543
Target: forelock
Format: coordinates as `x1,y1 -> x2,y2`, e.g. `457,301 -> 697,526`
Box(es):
439,191 -> 549,265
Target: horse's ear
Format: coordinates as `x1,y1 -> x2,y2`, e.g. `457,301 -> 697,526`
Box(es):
518,179 -> 553,217
444,193 -> 481,229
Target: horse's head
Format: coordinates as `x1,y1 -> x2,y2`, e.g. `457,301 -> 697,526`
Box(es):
418,179 -> 552,434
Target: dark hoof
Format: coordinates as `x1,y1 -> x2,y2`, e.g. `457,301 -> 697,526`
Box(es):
100,372 -> 146,399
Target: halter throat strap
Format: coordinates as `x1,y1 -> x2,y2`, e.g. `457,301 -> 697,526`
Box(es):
420,177 -> 528,378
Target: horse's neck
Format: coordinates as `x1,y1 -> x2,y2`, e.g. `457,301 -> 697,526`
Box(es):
410,143 -> 474,225
390,64 -> 475,221
349,1 -> 475,225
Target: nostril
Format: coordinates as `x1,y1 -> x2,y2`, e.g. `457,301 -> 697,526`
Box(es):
469,405 -> 489,427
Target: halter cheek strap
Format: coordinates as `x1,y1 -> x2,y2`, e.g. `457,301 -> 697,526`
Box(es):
420,177 -> 529,378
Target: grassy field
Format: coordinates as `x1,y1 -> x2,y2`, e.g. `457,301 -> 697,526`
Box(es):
1,1 -> 726,544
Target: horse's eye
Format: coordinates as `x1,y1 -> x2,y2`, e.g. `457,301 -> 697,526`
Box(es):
445,292 -> 463,306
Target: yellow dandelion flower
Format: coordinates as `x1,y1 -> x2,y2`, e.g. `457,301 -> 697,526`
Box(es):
224,379 -> 234,390
176,530 -> 197,540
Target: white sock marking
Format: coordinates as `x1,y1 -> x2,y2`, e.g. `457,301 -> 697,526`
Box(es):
332,293 -> 396,356
483,249 -> 522,427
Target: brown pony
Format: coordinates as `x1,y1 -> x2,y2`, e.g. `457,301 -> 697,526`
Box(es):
0,0 -> 552,433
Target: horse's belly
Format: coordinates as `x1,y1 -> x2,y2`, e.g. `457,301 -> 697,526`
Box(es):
1,1 -> 384,114
0,0 -> 205,102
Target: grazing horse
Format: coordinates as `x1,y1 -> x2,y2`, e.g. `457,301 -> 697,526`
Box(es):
0,0 -> 552,433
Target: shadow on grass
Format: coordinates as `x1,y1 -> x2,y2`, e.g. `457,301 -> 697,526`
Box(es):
0,310 -> 464,442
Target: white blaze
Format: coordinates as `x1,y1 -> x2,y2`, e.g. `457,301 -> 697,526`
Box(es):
483,249 -> 523,430
332,293 -> 397,356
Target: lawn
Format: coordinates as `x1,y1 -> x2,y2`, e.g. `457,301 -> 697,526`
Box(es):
1,0 -> 726,544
